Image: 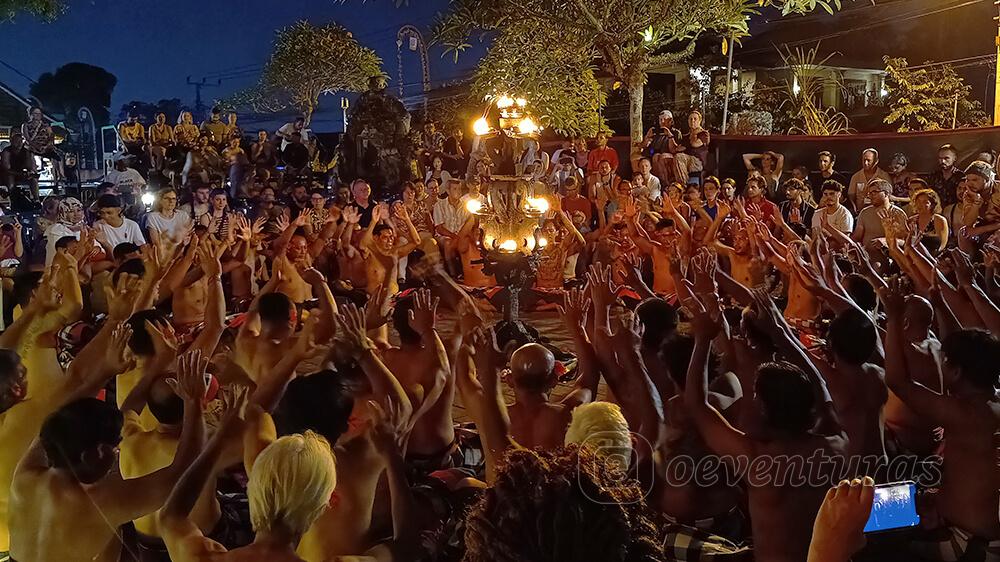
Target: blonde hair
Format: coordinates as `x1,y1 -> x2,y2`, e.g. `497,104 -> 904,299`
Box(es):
248,432 -> 337,535
564,402 -> 632,472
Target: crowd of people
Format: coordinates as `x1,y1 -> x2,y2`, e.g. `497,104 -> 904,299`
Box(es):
0,100 -> 999,562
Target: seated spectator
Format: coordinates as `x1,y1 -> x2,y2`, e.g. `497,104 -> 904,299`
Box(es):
808,151 -> 849,205
887,151 -> 916,203
852,178 -> 907,253
94,194 -> 146,255
587,130 -> 618,175
106,156 -> 147,198
908,188 -> 948,254
281,132 -> 311,181
812,179 -> 853,235
0,133 -> 39,200
847,148 -> 891,211
929,143 -> 963,207
742,150 -> 785,199
778,177 -> 816,239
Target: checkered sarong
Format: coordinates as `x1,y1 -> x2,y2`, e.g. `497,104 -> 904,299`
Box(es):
661,524 -> 750,561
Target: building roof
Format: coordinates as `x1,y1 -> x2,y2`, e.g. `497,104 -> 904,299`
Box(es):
0,80 -> 59,128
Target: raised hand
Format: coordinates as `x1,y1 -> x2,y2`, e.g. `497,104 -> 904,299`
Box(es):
33,267 -> 63,311
166,349 -> 210,403
145,319 -> 178,360
300,267 -> 326,286
691,247 -> 718,296
334,302 -> 375,356
621,252 -> 645,291
467,324 -> 504,377
199,235 -> 226,278
408,288 -> 439,333
749,288 -> 789,340
251,215 -> 267,237
343,206 -> 360,225
393,201 -> 411,222
105,273 -> 144,321
104,321 -> 135,375
363,284 -> 394,331
585,265 -> 617,311
877,274 -> 907,317
558,287 -> 591,332
949,248 -> 976,286
368,397 -> 409,457
609,309 -> 643,350
623,195 -> 638,219
275,210 -> 291,232
295,208 -> 314,228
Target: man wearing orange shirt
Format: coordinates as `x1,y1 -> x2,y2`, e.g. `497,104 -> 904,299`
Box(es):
586,131 -> 619,174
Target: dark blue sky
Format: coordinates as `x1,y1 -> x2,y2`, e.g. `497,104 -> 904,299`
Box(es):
0,0 -> 482,117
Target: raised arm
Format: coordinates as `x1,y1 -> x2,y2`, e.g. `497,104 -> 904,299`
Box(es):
336,303 -> 413,421
95,350 -> 210,526
460,326 -> 516,483
683,299 -> 754,458
159,384 -> 248,562
188,237 -> 227,357
557,288 -> 601,408
880,276 -> 962,426
352,399 -> 421,562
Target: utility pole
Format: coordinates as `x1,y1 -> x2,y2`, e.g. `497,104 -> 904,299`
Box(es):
994,1 -> 1000,125
721,32 -> 736,135
186,76 -> 222,116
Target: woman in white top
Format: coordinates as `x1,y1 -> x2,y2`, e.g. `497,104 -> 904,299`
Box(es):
146,186 -> 192,250
425,155 -> 453,187
44,197 -> 102,266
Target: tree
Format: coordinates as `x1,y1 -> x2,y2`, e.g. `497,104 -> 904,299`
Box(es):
434,0 -> 839,145
0,0 -> 63,21
30,62 -> 117,126
226,21 -> 383,123
883,56 -> 988,132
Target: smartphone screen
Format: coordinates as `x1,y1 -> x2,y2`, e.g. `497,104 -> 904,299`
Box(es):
863,481 -> 920,533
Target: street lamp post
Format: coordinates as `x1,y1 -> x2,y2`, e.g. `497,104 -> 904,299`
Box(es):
341,96 -> 350,132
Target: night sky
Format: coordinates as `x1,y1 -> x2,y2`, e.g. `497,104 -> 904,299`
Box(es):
0,0 -> 480,120
0,0 -> 992,130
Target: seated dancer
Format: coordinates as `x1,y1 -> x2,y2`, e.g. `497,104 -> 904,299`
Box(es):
534,209 -> 585,291
456,214 -> 495,288
359,202 -> 421,296
239,302 -> 419,561
8,324 -> 204,562
882,277 -> 1000,555
456,288 -> 600,450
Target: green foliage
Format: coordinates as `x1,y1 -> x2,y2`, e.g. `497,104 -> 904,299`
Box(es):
883,56 -> 988,132
433,0 -> 835,142
0,0 -> 64,21
30,62 -> 118,126
777,44 -> 853,135
226,21 -> 383,122
470,24 -> 606,137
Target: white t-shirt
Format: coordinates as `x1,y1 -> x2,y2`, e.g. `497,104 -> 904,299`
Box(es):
146,210 -> 191,246
106,167 -> 147,194
812,204 -> 854,234
95,218 -> 146,249
44,223 -> 105,265
277,123 -> 309,150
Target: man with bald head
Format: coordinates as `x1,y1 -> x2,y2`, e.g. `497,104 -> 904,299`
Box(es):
884,294 -> 943,456
506,342 -> 599,449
